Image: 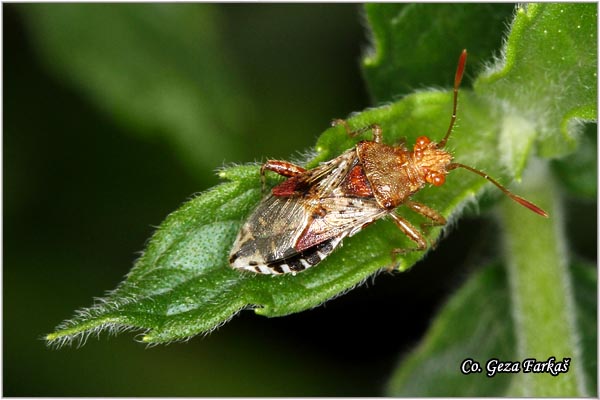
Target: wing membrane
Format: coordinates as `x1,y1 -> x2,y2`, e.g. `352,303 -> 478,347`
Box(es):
295,196 -> 386,251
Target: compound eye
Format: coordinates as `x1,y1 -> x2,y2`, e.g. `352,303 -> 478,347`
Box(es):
432,173 -> 445,186
415,136 -> 430,149
427,172 -> 446,187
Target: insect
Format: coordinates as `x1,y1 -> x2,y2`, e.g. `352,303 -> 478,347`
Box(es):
229,50 -> 548,275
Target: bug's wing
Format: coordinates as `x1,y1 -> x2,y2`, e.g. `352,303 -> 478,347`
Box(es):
295,196 -> 387,251
230,150 -> 358,262
272,149 -> 356,197
229,194 -> 313,270
229,149 -> 383,274
229,194 -> 386,274
278,149 -> 388,251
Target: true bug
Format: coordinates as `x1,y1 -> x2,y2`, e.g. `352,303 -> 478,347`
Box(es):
229,50 -> 548,275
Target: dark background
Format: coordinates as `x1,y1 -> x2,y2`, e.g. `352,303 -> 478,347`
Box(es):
4,4 -> 596,396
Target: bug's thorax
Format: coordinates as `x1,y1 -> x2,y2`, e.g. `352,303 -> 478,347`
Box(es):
356,136 -> 453,209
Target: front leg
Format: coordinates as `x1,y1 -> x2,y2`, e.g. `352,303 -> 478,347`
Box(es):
260,160 -> 306,193
406,200 -> 446,237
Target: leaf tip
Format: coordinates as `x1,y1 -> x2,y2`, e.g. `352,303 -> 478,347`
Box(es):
140,334 -> 153,343
43,330 -> 76,349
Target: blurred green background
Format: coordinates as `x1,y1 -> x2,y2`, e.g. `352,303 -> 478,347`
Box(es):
4,4 -> 596,396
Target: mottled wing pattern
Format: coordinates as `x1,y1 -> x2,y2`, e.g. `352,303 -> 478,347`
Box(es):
302,150 -> 357,196
295,196 -> 386,251
229,150 -> 387,275
272,149 -> 356,198
230,195 -> 311,264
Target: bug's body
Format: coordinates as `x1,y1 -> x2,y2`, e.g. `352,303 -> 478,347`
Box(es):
229,134 -> 456,275
229,149 -> 384,274
229,50 -> 547,275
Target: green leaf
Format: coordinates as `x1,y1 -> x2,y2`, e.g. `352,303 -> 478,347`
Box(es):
363,3 -> 515,102
47,3 -> 597,345
21,4 -> 249,174
475,3 -> 597,160
44,89 -> 514,345
385,261 -> 596,396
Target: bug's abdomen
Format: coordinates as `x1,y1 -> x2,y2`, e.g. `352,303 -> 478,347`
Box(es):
228,194 -> 342,274
230,236 -> 342,275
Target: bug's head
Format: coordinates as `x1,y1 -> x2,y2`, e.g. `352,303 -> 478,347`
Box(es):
413,133 -> 548,217
411,50 -> 548,218
410,49 -> 466,188
413,135 -> 453,187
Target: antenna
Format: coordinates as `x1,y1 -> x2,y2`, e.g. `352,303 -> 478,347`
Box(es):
438,49 -> 467,149
448,162 -> 549,217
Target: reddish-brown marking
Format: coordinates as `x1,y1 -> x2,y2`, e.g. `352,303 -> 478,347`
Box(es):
454,49 -> 467,88
295,205 -> 330,251
296,218 -> 328,251
262,160 -> 308,196
342,165 -> 374,198
272,176 -> 305,196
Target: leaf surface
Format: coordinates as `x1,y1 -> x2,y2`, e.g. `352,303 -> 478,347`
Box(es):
363,3 -> 515,102
475,3 -> 597,162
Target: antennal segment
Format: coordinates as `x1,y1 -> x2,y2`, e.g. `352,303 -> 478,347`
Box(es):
447,162 -> 549,217
438,49 -> 468,149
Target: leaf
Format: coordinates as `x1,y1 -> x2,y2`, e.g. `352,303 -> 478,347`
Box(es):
20,4 -> 249,174
385,261 -> 596,396
47,4 -> 597,345
475,3 -> 597,161
363,3 -> 515,102
43,87 -> 510,345
39,89 -> 496,345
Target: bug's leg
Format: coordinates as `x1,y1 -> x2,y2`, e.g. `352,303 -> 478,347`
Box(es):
387,213 -> 428,271
406,200 -> 446,248
331,119 -> 383,143
406,200 -> 446,229
260,160 -> 306,193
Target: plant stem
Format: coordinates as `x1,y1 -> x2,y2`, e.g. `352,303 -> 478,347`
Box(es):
501,159 -> 586,396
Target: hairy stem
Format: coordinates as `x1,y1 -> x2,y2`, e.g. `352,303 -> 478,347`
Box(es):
501,159 -> 586,396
